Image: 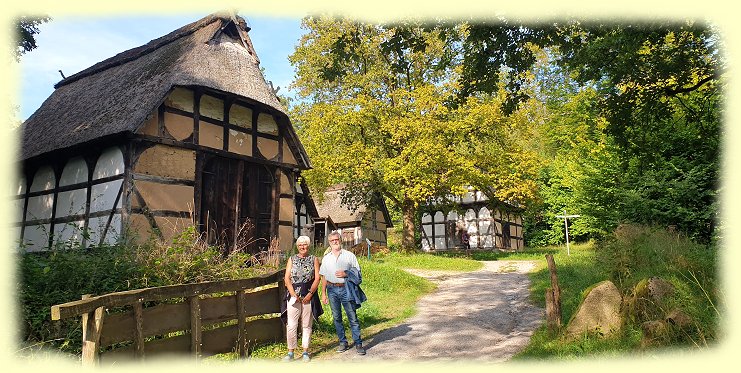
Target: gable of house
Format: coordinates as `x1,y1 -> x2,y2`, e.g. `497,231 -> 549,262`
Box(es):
15,14 -> 310,254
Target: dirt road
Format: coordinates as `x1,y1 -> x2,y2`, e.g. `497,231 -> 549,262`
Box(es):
322,260 -> 544,363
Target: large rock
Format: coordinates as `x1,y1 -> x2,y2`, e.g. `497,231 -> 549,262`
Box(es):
624,277 -> 676,322
566,280 -> 623,338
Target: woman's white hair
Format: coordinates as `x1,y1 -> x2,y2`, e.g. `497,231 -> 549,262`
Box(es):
295,235 -> 311,245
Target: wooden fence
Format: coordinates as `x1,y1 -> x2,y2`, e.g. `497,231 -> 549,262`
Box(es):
50,269 -> 286,365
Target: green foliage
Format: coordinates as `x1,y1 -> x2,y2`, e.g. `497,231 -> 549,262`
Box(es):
290,16 -> 541,250
459,20 -> 722,246
596,224 -> 719,346
375,251 -> 483,271
513,224 -> 719,358
18,225 -> 278,356
14,16 -> 51,60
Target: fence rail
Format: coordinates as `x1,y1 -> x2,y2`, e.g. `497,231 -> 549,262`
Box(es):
50,269 -> 286,365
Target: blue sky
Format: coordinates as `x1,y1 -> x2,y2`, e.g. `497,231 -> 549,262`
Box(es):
18,13 -> 305,120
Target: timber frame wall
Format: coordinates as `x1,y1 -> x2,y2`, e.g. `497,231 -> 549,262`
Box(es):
420,192 -> 524,251
15,85 -> 305,253
50,269 -> 286,365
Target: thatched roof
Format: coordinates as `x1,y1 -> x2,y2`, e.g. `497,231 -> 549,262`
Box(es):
21,13 -> 309,167
314,184 -> 393,227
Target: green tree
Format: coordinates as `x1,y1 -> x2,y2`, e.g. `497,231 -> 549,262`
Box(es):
14,16 -> 50,60
290,16 -> 539,250
461,20 -> 722,243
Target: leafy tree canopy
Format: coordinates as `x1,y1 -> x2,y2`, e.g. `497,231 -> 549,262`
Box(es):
14,16 -> 50,60
290,16 -> 540,249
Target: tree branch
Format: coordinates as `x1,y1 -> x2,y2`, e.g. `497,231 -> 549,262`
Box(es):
665,75 -> 715,96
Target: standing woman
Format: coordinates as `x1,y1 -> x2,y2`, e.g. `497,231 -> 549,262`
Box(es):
281,235 -> 322,362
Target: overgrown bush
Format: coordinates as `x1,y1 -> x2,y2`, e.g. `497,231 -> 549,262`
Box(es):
17,224 -> 284,356
596,224 -> 719,346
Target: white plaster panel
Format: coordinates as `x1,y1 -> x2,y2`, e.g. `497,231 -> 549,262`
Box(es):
166,87 -> 194,113
229,104 -> 253,128
282,141 -> 297,165
88,214 -> 121,246
462,191 -> 475,204
280,171 -> 291,194
30,166 -> 55,192
164,112 -> 194,141
434,236 -> 446,250
22,224 -> 50,251
16,176 -> 26,195
257,137 -> 279,160
433,211 -> 444,223
228,130 -> 251,156
200,94 -> 224,120
55,188 -> 87,217
53,220 -> 85,248
423,224 -> 432,237
94,147 -> 124,179
60,157 -> 88,186
469,234 -> 479,248
256,113 -> 279,135
26,194 -> 53,220
421,212 -> 432,224
90,180 -> 123,213
13,197 -> 24,223
465,209 -> 476,224
421,238 -> 430,251
9,227 -> 22,247
199,122 -> 224,150
434,223 -> 445,238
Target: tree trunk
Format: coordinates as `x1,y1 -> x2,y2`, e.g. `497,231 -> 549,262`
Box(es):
401,198 -> 416,252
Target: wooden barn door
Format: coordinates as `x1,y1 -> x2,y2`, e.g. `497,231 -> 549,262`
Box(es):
200,156 -> 273,254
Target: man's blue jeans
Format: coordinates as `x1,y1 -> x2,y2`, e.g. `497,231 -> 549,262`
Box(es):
326,285 -> 362,346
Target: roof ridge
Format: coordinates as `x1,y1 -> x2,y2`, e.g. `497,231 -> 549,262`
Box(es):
54,13 -> 229,89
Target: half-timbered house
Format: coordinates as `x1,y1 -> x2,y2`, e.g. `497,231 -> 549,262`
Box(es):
313,185 -> 393,248
14,14 -> 311,254
420,188 -> 524,251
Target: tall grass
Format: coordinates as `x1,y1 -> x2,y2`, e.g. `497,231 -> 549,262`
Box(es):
17,224 -> 283,358
514,224 -> 720,359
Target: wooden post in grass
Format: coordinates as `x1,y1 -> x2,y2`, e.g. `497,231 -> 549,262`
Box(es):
544,254 -> 562,332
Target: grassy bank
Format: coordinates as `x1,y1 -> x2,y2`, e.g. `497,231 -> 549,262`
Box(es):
512,225 -> 719,359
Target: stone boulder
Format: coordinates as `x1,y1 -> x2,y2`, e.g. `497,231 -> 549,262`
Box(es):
623,277 -> 675,322
566,280 -> 623,338
666,308 -> 693,329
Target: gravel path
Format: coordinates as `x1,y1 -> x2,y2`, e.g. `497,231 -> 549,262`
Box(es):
323,260 -> 544,363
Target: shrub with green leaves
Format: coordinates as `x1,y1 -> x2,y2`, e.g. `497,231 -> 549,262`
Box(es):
17,225 -> 282,356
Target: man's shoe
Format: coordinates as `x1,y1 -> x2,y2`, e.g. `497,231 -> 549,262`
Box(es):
302,352 -> 311,362
336,343 -> 349,353
356,344 -> 366,355
282,352 -> 294,361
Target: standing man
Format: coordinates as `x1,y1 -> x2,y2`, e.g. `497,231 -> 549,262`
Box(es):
320,231 -> 366,355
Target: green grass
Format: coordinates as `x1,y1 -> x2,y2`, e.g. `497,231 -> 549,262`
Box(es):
510,225 -> 719,359
374,251 -> 484,271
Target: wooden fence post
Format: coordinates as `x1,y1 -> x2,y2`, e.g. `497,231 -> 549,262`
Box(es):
80,294 -> 105,366
189,295 -> 202,358
545,254 -> 562,333
133,298 -> 145,358
236,290 -> 247,358
278,279 -> 286,343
